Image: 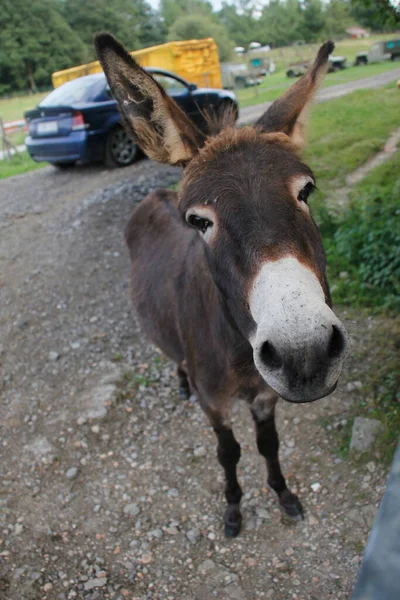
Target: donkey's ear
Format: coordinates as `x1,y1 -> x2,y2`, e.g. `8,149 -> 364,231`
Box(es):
95,33 -> 206,165
255,41 -> 334,147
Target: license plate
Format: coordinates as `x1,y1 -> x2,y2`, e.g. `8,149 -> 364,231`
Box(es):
37,121 -> 58,135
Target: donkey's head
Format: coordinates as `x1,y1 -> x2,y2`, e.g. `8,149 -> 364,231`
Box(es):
96,35 -> 348,403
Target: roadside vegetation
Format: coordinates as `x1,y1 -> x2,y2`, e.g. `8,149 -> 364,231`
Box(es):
0,152 -> 44,179
307,84 -> 400,188
304,89 -> 400,468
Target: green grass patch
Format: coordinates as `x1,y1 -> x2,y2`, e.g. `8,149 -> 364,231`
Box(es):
0,152 -> 45,179
263,33 -> 400,71
237,60 -> 400,109
306,85 -> 400,190
321,151 -> 400,312
0,91 -> 47,122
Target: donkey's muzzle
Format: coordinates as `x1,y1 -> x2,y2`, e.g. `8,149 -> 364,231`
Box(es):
254,313 -> 349,403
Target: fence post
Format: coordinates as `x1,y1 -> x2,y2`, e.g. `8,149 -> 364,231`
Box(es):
0,117 -> 16,161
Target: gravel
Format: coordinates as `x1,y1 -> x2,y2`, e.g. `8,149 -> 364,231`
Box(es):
0,158 -> 388,599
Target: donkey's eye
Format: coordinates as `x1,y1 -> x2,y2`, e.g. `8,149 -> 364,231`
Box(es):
187,214 -> 213,234
297,181 -> 315,203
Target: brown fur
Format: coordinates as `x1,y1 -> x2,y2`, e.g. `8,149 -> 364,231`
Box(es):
96,35 -> 346,536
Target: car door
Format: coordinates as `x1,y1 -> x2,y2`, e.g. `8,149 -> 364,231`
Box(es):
151,72 -> 201,123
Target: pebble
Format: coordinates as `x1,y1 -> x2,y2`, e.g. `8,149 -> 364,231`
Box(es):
186,528 -> 200,543
148,528 -> 163,539
84,577 -> 107,591
48,351 -> 59,361
44,583 -> 53,592
66,467 -> 79,480
123,503 -> 140,517
168,488 -> 179,497
311,482 -> 322,493
194,445 -> 206,457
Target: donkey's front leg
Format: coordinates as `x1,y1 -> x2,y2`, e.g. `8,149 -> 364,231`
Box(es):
214,424 -> 243,537
202,400 -> 243,537
250,391 -> 303,520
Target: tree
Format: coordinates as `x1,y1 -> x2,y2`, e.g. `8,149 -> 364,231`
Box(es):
218,1 -> 260,48
0,0 -> 87,93
323,0 -> 353,37
301,0 -> 325,42
61,0 -> 165,58
258,0 -> 305,47
350,0 -> 400,31
168,14 -> 234,61
161,0 -> 213,29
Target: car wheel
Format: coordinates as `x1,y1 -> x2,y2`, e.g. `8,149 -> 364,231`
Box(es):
287,70 -> 296,78
54,161 -> 76,169
104,126 -> 138,168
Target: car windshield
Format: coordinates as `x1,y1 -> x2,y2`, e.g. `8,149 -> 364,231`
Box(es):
40,76 -> 104,107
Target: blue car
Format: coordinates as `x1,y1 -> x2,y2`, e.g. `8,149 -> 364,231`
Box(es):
25,69 -> 238,168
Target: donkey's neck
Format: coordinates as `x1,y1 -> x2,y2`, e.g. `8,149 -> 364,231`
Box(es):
182,237 -> 256,388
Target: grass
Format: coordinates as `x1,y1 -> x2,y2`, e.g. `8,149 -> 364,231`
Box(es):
0,152 -> 45,179
306,85 -> 400,191
237,59 -> 400,108
0,91 -> 47,123
321,151 -> 400,311
263,33 -> 400,71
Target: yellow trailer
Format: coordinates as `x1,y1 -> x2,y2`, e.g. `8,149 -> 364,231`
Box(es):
52,38 -> 222,89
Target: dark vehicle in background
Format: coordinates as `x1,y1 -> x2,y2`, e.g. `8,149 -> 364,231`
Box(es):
25,69 -> 238,169
355,39 -> 400,65
221,64 -> 262,89
286,55 -> 347,77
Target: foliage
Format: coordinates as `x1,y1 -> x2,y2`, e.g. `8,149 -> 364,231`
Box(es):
168,14 -> 234,62
350,0 -> 400,32
161,0 -> 213,29
60,0 -> 166,60
322,152 -> 400,312
0,0 -> 87,93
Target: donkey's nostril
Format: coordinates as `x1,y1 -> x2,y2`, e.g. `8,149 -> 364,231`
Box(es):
328,325 -> 345,359
260,341 -> 283,370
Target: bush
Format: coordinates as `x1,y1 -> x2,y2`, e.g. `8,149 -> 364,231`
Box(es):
320,155 -> 400,312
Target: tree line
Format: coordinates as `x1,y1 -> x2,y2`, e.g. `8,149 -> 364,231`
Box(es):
0,0 -> 398,95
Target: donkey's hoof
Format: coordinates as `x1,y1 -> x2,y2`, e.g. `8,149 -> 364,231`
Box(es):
280,490 -> 304,521
224,506 -> 242,537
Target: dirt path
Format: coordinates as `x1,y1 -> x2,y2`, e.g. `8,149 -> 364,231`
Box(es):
0,161 -> 388,599
239,66 -> 400,125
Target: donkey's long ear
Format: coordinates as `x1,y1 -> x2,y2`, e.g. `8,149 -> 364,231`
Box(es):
255,41 -> 334,147
95,33 -> 206,165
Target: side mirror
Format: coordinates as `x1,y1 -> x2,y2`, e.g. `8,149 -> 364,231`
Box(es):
188,83 -> 197,92
105,84 -> 113,98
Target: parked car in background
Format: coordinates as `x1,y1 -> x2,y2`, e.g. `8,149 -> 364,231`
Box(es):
25,70 -> 238,169
286,55 -> 347,78
355,39 -> 400,65
221,64 -> 262,89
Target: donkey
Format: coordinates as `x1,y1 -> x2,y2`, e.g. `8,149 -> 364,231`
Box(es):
95,34 -> 349,537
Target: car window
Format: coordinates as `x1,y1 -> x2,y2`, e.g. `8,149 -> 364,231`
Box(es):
40,77 -> 104,106
152,74 -> 187,92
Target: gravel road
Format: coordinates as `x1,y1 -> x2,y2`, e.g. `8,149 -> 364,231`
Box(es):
0,157 -> 387,599
239,66 -> 400,124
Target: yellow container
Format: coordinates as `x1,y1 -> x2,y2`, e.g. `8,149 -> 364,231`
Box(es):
52,38 -> 222,89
